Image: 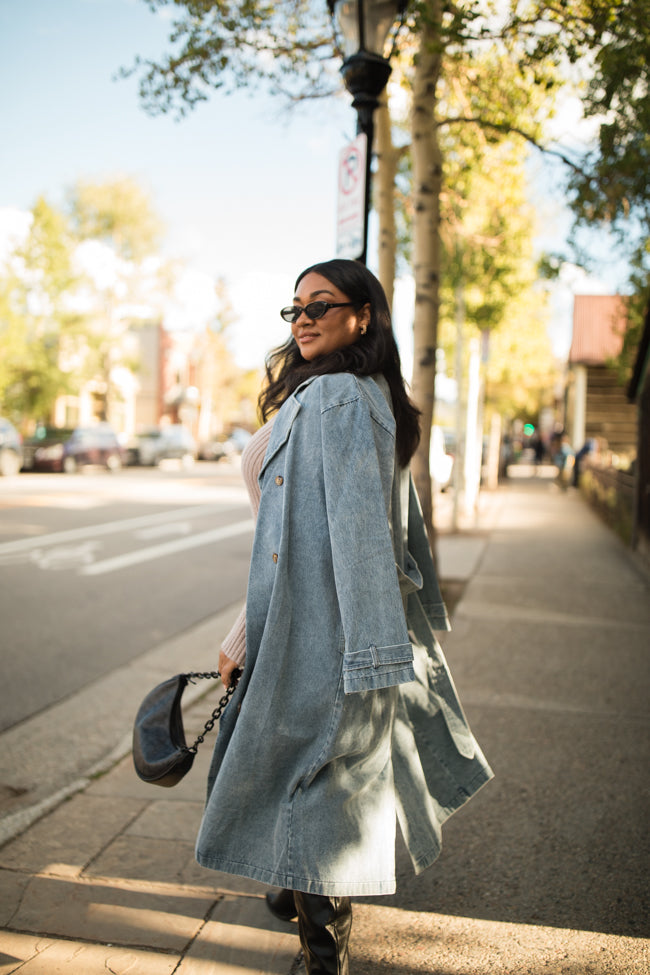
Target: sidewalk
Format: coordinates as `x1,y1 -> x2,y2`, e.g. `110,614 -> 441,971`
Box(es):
1,477 -> 649,973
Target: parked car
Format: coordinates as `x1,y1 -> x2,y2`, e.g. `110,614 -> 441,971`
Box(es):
0,417 -> 23,476
127,425 -> 197,467
22,423 -> 124,473
430,425 -> 455,491
226,427 -> 252,453
197,436 -> 234,462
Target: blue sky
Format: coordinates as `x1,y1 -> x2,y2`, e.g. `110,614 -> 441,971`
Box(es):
0,0 -> 630,370
0,0 -> 360,366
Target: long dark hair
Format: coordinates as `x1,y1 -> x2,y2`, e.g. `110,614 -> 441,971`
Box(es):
259,259 -> 420,467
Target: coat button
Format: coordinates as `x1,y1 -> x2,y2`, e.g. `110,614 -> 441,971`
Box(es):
275,475 -> 284,486
272,552 -> 278,563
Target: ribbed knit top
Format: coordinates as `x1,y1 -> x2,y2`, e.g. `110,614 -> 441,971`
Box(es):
220,417 -> 275,667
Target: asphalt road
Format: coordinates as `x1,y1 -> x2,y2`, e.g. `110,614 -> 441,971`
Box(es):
0,461 -> 253,733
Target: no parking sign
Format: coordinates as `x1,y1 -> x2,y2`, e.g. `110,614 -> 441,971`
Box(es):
336,133 -> 367,260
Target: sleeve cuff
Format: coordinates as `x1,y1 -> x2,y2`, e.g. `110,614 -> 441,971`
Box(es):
343,642 -> 415,694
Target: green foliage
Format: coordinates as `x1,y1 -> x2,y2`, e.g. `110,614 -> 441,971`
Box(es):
563,0 -> 650,228
504,1 -> 650,321
434,118 -> 560,422
393,42 -> 557,341
481,291 -> 559,422
0,179 -> 254,436
0,198 -> 87,424
125,0 -> 647,424
560,0 -> 650,375
122,0 -> 338,115
0,183 -> 170,426
440,145 -> 539,332
67,177 -> 164,261
388,37 -> 561,424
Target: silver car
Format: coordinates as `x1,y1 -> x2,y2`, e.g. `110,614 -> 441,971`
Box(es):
0,417 -> 23,476
128,425 -> 197,467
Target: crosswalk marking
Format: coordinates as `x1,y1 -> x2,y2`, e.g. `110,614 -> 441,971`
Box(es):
80,519 -> 255,576
0,503 -> 239,556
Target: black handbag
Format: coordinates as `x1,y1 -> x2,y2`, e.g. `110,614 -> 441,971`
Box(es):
132,671 -> 238,787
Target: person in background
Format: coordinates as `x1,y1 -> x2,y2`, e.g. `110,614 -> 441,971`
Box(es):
573,437 -> 598,487
552,430 -> 574,489
196,259 -> 493,975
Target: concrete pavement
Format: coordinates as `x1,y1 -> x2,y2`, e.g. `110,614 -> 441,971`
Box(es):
1,474 -> 649,973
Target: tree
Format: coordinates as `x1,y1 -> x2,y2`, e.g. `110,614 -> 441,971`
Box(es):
408,0 -> 445,530
437,172 -> 559,430
121,0 -> 337,113
506,0 -> 650,244
559,0 -> 650,381
0,198 -> 87,425
385,21 -> 561,527
65,177 -> 172,420
195,279 -> 262,438
127,0 -> 646,529
375,93 -> 402,308
500,1 -> 650,319
67,177 -> 164,261
481,295 -> 558,424
127,1 -> 548,534
431,60 -> 559,480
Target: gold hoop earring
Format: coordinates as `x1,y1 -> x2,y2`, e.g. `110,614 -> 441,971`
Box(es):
360,324 -> 367,335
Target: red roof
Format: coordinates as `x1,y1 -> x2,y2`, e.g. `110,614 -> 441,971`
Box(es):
569,295 -> 629,365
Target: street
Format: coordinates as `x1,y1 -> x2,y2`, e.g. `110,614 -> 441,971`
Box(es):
0,462 -> 253,731
0,461 -> 253,822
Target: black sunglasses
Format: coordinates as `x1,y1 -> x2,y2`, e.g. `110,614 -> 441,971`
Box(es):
280,300 -> 354,324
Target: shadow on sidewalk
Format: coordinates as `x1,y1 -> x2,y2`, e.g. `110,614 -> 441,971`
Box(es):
362,478 -> 650,941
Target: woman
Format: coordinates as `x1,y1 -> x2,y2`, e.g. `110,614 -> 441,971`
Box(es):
196,259 -> 492,974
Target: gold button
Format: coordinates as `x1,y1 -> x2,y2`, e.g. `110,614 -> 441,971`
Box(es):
272,552 -> 278,563
275,475 -> 284,486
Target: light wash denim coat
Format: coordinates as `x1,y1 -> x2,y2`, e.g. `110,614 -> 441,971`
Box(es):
196,373 -> 493,896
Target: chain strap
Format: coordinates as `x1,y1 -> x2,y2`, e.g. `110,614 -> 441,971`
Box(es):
183,671 -> 239,754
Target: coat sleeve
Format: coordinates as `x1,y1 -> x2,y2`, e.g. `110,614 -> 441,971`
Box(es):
319,386 -> 416,694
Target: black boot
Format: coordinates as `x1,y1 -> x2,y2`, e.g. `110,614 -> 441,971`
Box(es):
265,887 -> 298,922
294,891 -> 352,975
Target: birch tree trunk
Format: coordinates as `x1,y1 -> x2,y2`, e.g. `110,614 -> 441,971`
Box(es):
410,0 -> 443,543
375,92 -> 398,310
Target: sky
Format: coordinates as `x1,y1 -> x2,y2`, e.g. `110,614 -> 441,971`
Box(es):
0,0 -> 632,372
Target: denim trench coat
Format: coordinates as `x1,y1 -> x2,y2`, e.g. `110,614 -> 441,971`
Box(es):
196,373 -> 493,896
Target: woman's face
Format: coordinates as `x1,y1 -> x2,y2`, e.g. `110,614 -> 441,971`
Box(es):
290,272 -> 370,361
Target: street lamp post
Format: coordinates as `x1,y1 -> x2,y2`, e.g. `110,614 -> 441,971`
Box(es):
328,0 -> 405,265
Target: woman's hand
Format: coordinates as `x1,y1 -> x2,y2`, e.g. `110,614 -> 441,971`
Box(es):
219,650 -> 242,689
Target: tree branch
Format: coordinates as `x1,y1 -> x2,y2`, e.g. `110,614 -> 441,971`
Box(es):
439,114 -> 589,177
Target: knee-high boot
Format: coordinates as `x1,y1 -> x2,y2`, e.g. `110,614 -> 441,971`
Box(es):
265,887 -> 298,921
293,891 -> 352,975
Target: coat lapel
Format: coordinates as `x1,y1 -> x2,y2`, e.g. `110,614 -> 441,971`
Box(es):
258,377 -> 318,480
